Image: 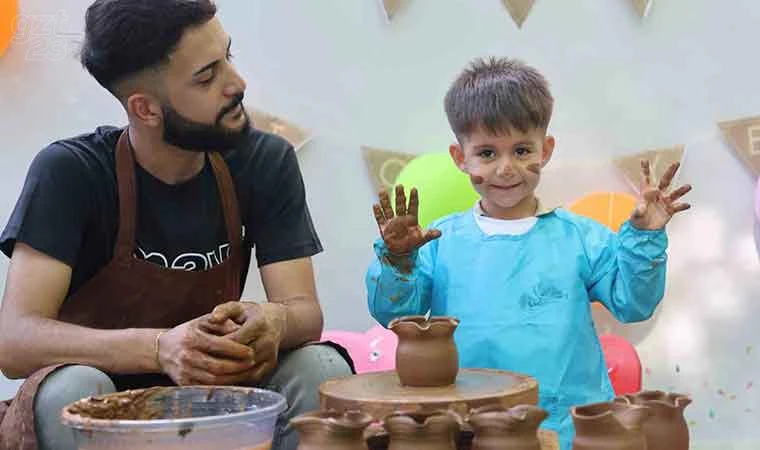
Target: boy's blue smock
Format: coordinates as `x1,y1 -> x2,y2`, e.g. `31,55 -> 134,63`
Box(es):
366,208 -> 667,449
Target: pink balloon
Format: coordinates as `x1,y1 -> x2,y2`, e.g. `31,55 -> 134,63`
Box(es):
755,178 -> 760,259
321,325 -> 398,374
363,325 -> 398,372
320,330 -> 371,372
756,177 -> 760,220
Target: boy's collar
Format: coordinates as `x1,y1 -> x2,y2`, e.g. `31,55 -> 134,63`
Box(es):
475,198 -> 557,218
535,198 -> 558,216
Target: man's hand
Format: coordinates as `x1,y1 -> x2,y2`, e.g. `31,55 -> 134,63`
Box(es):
157,314 -> 256,386
204,301 -> 287,384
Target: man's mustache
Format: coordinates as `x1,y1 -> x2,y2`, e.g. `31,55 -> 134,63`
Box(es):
217,92 -> 245,123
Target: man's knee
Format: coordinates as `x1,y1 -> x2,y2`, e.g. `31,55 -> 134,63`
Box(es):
36,365 -> 116,408
267,344 -> 351,409
276,344 -> 352,389
34,365 -> 116,450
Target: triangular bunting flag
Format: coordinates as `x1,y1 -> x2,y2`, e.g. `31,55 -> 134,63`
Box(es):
248,107 -> 312,151
378,0 -> 405,23
362,146 -> 416,194
630,0 -> 653,18
719,116 -> 760,176
613,145 -> 685,194
502,0 -> 536,28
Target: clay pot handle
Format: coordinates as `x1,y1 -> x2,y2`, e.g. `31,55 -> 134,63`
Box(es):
510,404 -> 549,424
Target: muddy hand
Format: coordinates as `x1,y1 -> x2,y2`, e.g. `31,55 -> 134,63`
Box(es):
198,316 -> 241,336
373,185 -> 442,255
207,302 -> 283,383
157,315 -> 256,386
630,160 -> 692,230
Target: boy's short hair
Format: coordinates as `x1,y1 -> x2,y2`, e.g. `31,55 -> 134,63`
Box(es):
444,57 -> 554,139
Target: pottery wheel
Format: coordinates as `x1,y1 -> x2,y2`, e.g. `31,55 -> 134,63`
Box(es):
319,368 -> 538,418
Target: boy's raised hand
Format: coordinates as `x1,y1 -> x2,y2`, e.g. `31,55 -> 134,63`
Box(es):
630,160 -> 692,230
373,185 -> 442,255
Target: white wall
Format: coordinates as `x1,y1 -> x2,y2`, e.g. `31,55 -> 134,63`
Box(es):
1,0 -> 759,446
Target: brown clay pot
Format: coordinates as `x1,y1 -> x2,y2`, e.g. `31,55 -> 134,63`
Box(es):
615,390 -> 692,450
468,404 -> 548,450
388,315 -> 459,387
383,409 -> 462,450
290,409 -> 374,450
571,401 -> 651,450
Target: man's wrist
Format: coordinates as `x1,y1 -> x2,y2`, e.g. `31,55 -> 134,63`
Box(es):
256,302 -> 289,342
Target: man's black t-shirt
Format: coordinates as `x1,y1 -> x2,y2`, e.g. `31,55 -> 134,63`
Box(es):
0,126 -> 322,297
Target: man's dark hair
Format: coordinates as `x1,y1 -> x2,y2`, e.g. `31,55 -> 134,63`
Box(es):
80,0 -> 217,94
444,57 -> 554,139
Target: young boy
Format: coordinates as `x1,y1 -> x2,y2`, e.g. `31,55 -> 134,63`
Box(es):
365,57 -> 691,449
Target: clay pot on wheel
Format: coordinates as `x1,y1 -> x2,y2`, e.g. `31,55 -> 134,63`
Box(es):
388,315 -> 459,387
468,404 -> 548,450
290,409 -> 374,450
615,390 -> 691,450
571,401 -> 650,450
383,409 -> 462,450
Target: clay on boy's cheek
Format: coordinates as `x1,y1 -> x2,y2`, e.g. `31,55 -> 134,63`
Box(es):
470,174 -> 485,185
526,163 -> 541,174
462,160 -> 484,184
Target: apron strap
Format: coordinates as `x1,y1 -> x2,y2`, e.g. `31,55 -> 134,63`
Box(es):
208,152 -> 243,299
114,129 -> 138,261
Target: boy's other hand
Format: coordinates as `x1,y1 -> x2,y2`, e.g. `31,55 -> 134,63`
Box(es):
373,185 -> 442,255
630,160 -> 692,230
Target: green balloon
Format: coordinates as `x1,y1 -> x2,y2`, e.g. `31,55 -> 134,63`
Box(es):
393,152 -> 480,229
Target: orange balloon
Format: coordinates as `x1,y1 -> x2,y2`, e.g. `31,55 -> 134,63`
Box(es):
0,0 -> 18,57
567,192 -> 638,232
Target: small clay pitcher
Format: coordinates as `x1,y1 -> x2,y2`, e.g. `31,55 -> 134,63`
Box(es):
615,390 -> 692,450
571,401 -> 651,450
467,404 -> 548,450
383,409 -> 462,450
388,315 -> 459,387
290,409 -> 374,450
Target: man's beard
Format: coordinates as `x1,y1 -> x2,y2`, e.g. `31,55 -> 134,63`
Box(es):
161,93 -> 251,152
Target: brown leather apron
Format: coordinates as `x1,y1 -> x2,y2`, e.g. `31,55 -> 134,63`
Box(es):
0,129 -> 245,449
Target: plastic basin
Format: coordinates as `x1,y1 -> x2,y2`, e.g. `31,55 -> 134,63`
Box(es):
61,385 -> 286,449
